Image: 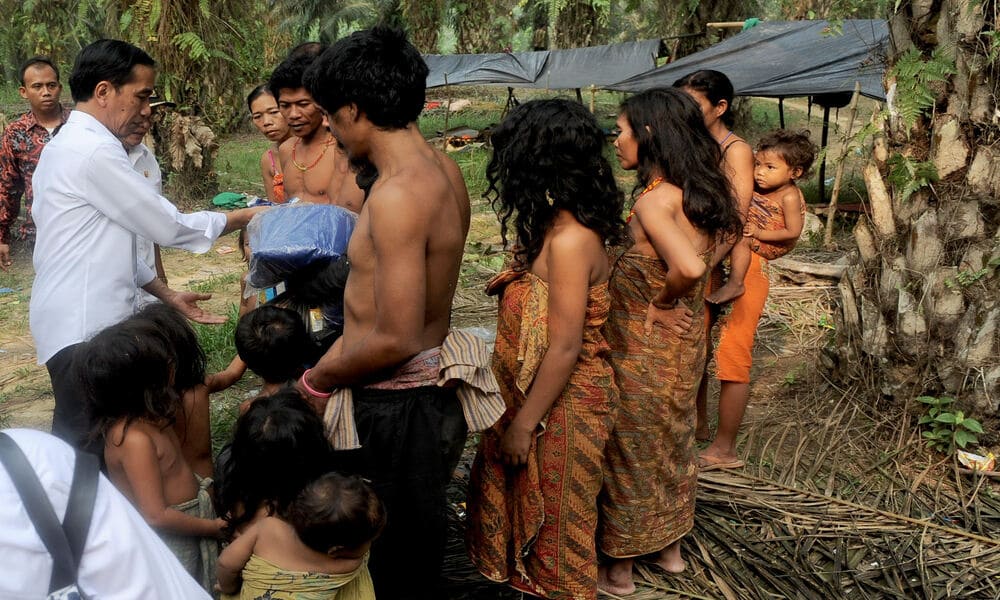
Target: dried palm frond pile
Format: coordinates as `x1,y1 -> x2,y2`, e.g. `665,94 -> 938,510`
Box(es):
639,469 -> 1000,600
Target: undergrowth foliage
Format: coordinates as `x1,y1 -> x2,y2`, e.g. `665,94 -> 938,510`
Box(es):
888,47 -> 956,130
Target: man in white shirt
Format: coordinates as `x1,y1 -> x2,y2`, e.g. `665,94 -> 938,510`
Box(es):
0,428 -> 211,599
30,39 -> 263,451
121,102 -> 169,306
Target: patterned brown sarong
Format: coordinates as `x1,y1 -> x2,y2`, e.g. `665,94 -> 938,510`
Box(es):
467,270 -> 617,600
598,250 -> 710,558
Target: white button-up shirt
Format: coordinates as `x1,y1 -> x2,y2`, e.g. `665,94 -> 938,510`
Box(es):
127,142 -> 164,306
30,110 -> 226,364
0,428 -> 211,599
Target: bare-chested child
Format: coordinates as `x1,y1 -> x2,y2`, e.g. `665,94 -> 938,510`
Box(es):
80,316 -> 225,591
269,43 -> 364,213
297,26 -> 471,600
136,303 -> 245,479
216,472 -> 385,598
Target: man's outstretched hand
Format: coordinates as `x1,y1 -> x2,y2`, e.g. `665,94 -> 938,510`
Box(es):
164,290 -> 227,324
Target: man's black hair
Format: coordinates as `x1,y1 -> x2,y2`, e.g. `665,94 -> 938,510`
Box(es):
19,56 -> 60,86
304,26 -> 427,129
268,43 -> 326,103
69,39 -> 155,103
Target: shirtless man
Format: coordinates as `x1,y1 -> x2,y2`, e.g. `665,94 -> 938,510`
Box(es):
297,27 -> 470,600
269,44 -> 363,212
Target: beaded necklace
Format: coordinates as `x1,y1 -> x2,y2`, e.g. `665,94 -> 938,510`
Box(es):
626,176 -> 665,223
291,136 -> 333,172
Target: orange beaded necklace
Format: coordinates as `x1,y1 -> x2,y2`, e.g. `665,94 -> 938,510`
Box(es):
626,176 -> 665,223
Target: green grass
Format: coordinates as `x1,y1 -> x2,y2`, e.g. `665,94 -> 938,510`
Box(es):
192,303 -> 262,452
216,134 -> 271,197
188,271 -> 242,294
0,265 -> 32,335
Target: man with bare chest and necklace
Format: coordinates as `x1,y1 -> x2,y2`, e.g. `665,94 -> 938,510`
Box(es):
269,44 -> 363,212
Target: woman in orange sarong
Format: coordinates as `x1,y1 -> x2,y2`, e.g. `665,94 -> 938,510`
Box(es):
465,99 -> 626,600
597,88 -> 743,596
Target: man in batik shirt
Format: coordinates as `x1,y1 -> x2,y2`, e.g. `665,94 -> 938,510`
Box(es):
0,56 -> 71,269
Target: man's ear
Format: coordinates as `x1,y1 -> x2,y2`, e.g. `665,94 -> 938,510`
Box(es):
348,103 -> 361,123
18,86 -> 28,100
93,81 -> 114,106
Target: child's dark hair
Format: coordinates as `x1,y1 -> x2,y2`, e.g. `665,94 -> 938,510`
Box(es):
287,472 -> 386,554
215,390 -> 335,533
756,129 -> 818,179
235,305 -> 312,384
672,69 -> 736,128
304,26 -> 427,129
620,88 -> 743,240
80,318 -> 179,439
486,98 -> 626,269
134,303 -> 207,392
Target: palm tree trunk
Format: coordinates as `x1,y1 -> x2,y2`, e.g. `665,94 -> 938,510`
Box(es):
835,0 -> 999,418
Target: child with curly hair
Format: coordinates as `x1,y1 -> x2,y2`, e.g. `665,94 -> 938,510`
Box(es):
466,98 -> 626,600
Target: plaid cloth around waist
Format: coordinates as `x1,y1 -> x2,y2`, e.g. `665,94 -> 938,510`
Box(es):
324,329 -> 505,450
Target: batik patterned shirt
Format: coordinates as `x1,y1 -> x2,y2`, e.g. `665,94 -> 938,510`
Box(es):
0,107 -> 71,243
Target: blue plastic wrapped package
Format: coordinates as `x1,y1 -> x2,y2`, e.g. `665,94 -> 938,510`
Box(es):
247,203 -> 357,288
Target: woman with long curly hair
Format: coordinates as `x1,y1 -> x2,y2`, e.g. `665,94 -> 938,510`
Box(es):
597,88 -> 742,595
466,98 -> 625,600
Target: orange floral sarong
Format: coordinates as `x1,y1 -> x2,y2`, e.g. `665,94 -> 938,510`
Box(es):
467,270 -> 617,600
598,251 -> 710,557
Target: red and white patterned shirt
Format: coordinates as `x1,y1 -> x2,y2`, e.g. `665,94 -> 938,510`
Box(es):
0,106 -> 71,243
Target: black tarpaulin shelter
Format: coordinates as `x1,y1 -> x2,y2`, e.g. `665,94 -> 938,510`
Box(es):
424,39 -> 663,90
424,52 -> 548,88
522,39 -> 662,89
608,20 -> 889,100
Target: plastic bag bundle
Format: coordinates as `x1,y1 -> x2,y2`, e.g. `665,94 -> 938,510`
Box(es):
247,204 -> 356,288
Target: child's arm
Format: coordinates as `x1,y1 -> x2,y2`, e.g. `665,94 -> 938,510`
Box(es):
116,429 -> 226,538
500,229 -> 591,467
205,355 -> 247,393
216,520 -> 260,594
746,190 -> 804,243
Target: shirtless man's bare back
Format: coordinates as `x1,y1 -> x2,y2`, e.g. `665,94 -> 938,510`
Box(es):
269,46 -> 364,212
298,27 -> 470,600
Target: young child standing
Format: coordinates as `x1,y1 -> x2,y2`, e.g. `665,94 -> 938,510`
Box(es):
136,303 -> 245,479
81,317 -> 225,591
466,98 -> 625,599
217,472 -> 385,599
698,129 -> 816,470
